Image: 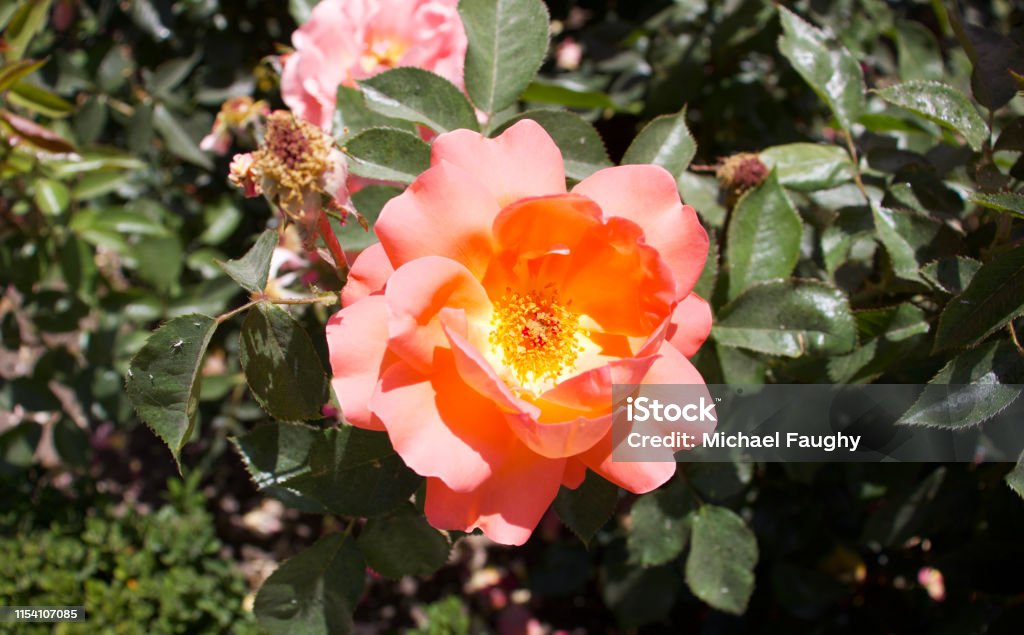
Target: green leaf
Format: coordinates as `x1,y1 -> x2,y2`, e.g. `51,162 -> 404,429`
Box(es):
459,0 -> 550,115
620,108 -> 696,179
627,478 -> 696,567
877,80 -> 988,152
493,109 -> 611,180
288,0 -> 319,25
343,127 -> 430,184
149,53 -> 200,97
602,546 -> 680,628
521,79 -> 619,111
357,503 -> 451,579
341,185 -> 401,252
33,178 -> 68,216
254,533 -> 365,635
553,470 -> 619,545
827,304 -> 930,383
685,505 -> 758,615
871,205 -> 930,284
360,67 -> 479,133
199,197 -> 243,246
283,426 -> 422,517
920,256 -> 981,295
71,171 -> 133,200
725,172 -> 802,299
153,104 -> 214,170
759,143 -> 853,191
9,80 -> 75,117
231,422 -> 327,513
131,235 -> 183,295
216,229 -> 278,293
777,6 -> 864,132
126,314 -> 218,468
933,244 -> 1024,351
0,58 -> 47,92
1007,458 -> 1024,500
333,85 -> 417,142
972,192 -> 1024,219
240,303 -> 331,422
3,0 -> 53,61
714,280 -> 856,357
895,19 -> 944,82
898,340 -> 1024,429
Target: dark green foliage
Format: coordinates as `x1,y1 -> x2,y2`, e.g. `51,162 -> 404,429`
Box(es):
0,477 -> 259,634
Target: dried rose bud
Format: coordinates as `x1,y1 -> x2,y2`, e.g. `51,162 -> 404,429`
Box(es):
238,110 -> 351,229
716,152 -> 768,200
201,96 -> 270,155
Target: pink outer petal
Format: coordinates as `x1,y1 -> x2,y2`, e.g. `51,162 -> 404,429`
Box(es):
504,411 -> 613,460
562,459 -> 587,489
385,256 -> 491,372
667,293 -> 712,358
341,242 -> 394,306
424,442 -> 566,545
369,351 -> 515,492
325,296 -> 388,431
578,344 -> 709,494
375,160 -> 500,276
578,432 -> 676,495
430,120 -> 567,209
572,165 -> 708,300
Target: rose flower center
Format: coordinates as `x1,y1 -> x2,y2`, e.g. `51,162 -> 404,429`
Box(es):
488,288 -> 584,390
361,36 -> 408,72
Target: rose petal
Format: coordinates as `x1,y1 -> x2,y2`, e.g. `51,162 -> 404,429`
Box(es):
431,119 -> 567,209
376,160 -> 500,276
555,217 -> 675,336
370,351 -> 514,492
341,242 -> 394,306
573,165 -> 708,299
385,256 -> 491,372
325,296 -> 389,431
539,355 -> 657,413
424,442 -> 565,545
562,459 -> 587,489
667,293 -> 712,358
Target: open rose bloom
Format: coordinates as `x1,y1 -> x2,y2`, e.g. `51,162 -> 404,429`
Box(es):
282,0 -> 467,130
327,120 -> 712,545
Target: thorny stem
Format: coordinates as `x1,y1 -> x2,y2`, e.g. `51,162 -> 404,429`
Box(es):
318,211 -> 349,275
214,293 -> 337,325
215,300 -> 258,325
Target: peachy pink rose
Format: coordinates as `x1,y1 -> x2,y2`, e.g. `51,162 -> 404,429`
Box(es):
281,0 -> 467,130
326,121 -> 713,545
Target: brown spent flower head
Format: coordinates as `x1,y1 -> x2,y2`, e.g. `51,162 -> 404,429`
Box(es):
716,152 -> 768,197
248,110 -> 341,225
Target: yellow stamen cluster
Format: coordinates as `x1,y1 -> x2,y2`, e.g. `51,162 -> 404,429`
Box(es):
251,111 -> 331,216
360,36 -> 409,72
489,288 -> 584,388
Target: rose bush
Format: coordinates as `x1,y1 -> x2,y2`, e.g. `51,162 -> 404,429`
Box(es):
282,0 -> 467,130
326,119 -> 713,544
